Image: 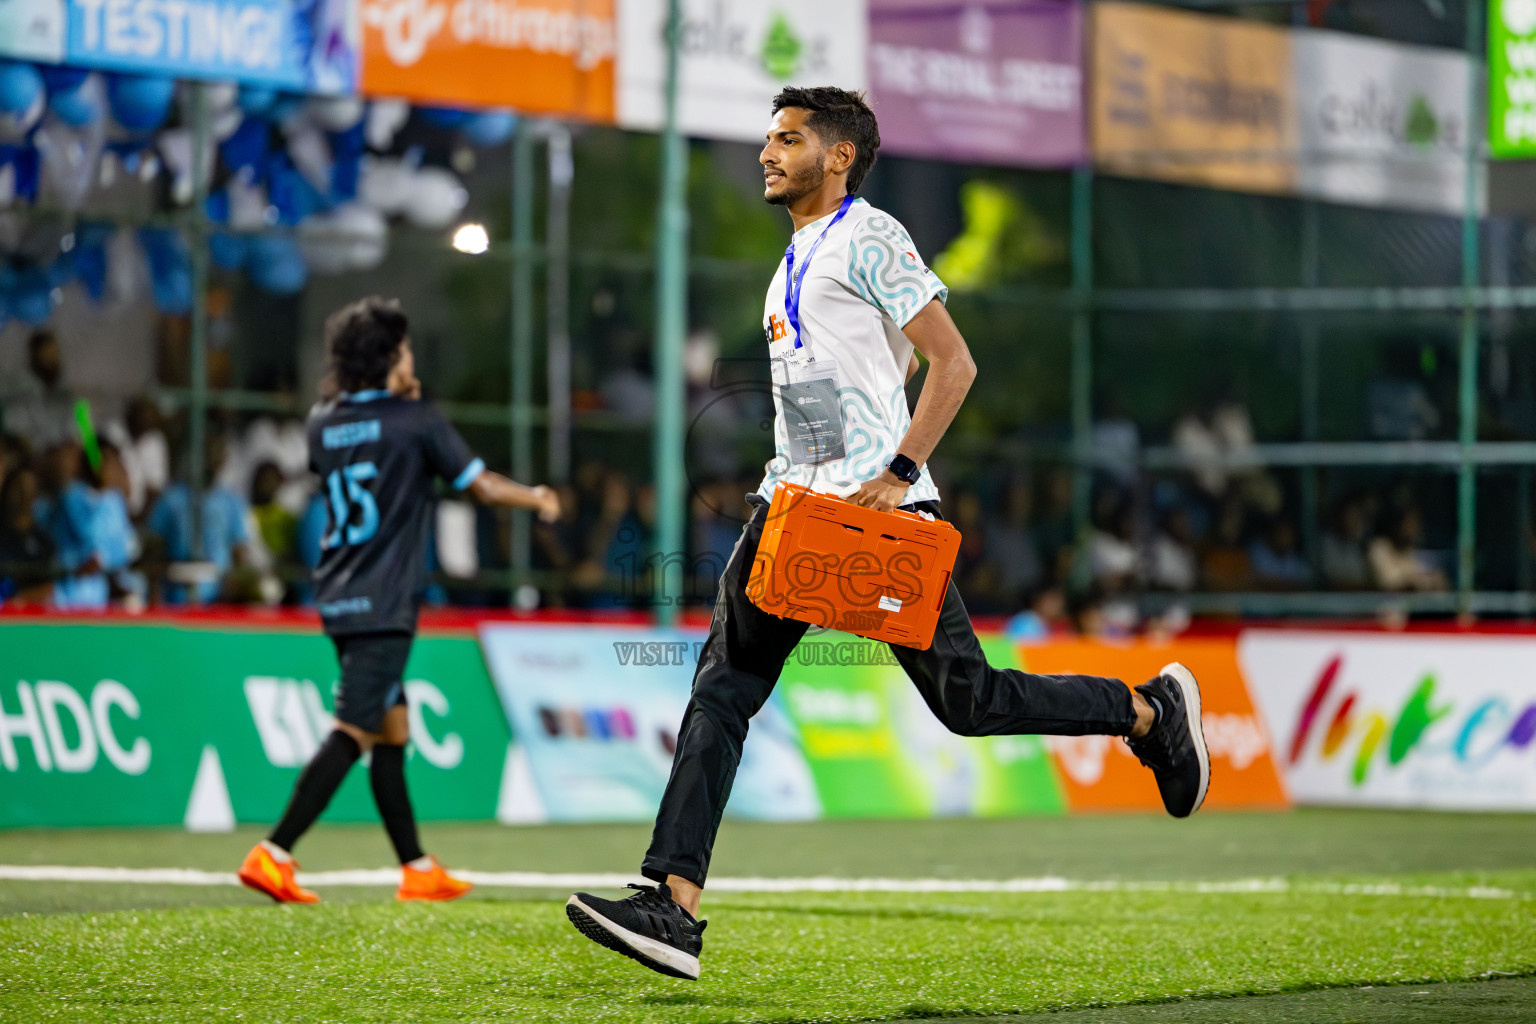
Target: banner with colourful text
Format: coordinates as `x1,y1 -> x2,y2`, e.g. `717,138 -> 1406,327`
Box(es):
1240,631 -> 1536,810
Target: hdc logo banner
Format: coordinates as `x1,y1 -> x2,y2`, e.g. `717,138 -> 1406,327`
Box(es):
1240,631 -> 1536,810
0,624 -> 507,827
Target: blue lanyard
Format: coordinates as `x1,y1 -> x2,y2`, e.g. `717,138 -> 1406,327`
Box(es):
783,195 -> 856,352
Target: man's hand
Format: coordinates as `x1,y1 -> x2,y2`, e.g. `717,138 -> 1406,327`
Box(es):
531,484 -> 561,523
846,470 -> 908,513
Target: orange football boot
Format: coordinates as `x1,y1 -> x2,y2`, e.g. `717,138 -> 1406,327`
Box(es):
238,843 -> 320,904
397,857 -> 474,902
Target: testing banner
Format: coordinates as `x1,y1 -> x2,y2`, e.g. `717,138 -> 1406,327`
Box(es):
1492,0 -> 1536,157
0,622 -> 508,828
64,0 -> 343,90
617,0 -> 866,142
867,0 -> 1084,168
1240,631 -> 1536,811
360,0 -> 615,120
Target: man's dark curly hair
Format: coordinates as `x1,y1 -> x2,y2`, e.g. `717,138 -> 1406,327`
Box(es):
323,296 -> 408,397
771,86 -> 881,193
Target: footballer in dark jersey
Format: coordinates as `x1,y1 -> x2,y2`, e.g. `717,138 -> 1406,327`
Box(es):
238,297 -> 560,904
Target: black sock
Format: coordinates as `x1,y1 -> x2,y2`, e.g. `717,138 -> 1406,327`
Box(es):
269,730 -> 361,852
369,743 -> 425,865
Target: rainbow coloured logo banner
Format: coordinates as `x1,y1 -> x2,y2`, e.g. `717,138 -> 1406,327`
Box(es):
1240,631 -> 1536,810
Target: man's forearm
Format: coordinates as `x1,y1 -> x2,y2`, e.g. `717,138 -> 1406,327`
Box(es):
894,353 -> 975,465
470,470 -> 544,510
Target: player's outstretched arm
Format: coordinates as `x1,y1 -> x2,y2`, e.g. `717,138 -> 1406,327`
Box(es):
847,298 -> 976,512
468,471 -> 561,522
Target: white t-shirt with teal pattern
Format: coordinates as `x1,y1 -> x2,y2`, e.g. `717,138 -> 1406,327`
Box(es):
758,197 -> 947,505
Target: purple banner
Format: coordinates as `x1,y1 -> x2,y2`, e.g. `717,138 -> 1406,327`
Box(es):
869,0 -> 1086,168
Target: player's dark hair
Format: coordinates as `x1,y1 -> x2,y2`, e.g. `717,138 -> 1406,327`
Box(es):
771,86 -> 880,193
324,296 -> 408,397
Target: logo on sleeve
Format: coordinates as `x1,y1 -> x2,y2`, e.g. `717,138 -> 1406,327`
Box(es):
765,314 -> 788,343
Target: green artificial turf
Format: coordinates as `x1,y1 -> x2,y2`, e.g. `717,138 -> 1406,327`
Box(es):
0,812 -> 1533,1023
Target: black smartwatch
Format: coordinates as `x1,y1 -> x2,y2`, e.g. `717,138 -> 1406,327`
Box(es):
886,453 -> 921,484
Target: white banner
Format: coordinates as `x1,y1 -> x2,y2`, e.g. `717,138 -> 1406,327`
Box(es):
617,0 -> 867,142
1239,631 -> 1536,810
1294,31 -> 1481,216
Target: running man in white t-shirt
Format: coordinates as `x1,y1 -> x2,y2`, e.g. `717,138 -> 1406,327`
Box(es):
565,87 -> 1209,981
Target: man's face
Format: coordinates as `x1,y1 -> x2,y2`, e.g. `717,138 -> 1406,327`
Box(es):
388,338 -> 419,397
29,337 -> 60,386
760,107 -> 828,207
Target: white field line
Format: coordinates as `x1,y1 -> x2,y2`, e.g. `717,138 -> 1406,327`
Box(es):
0,866 -> 1525,901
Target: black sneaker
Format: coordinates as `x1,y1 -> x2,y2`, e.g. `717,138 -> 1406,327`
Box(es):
565,883 -> 707,980
1126,662 -> 1210,818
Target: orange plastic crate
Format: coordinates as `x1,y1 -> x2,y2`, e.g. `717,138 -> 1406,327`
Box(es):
747,483 -> 961,650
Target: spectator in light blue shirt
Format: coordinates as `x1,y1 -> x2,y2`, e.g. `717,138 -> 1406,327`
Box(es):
147,434 -> 252,604
34,443 -> 141,610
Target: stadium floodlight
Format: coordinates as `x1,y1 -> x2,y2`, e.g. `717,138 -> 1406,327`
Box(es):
451,222 -> 490,255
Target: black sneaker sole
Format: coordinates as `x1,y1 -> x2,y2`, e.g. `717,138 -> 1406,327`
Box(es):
565,897 -> 700,980
1162,661 -> 1210,816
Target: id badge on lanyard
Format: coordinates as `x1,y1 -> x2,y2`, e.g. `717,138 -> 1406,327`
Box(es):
775,195 -> 855,465
774,355 -> 845,465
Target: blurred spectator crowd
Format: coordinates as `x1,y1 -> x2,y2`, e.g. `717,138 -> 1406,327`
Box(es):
0,329 -> 1458,624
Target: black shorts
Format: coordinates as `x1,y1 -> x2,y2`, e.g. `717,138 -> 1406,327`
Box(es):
331,631 -> 414,733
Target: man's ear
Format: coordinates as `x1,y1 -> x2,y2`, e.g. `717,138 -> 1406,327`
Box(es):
828,140 -> 857,177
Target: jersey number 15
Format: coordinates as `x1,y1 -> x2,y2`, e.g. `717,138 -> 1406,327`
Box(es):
322,463 -> 379,549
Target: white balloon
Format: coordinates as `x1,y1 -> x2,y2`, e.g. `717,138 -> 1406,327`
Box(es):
365,98 -> 410,151
226,170 -> 270,232
205,82 -> 239,112
0,90 -> 43,141
404,167 -> 468,230
297,202 -> 388,274
306,95 -> 364,133
337,202 -> 388,270
172,82 -> 242,140
36,116 -> 106,212
286,122 -> 332,194
358,156 -> 414,216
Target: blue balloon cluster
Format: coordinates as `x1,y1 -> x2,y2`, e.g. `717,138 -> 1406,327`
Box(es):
209,231 -> 308,295
0,62 -> 42,117
423,105 -> 518,148
0,224 -> 112,328
107,73 -> 175,132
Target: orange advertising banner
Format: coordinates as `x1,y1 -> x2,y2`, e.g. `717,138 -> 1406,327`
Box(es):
1091,1 -> 1297,195
1019,637 -> 1290,813
360,0 -> 616,121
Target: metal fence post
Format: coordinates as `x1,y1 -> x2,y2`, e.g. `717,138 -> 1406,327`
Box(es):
652,0 -> 689,625
187,81 -> 211,568
1457,0 -> 1485,612
510,122 -> 536,600
1070,165 -> 1094,536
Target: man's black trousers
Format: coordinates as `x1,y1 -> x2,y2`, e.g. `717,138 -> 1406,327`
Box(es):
641,495 -> 1138,888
